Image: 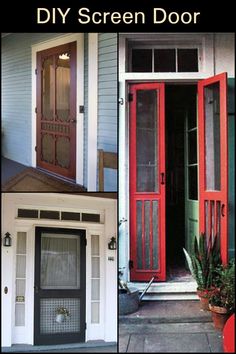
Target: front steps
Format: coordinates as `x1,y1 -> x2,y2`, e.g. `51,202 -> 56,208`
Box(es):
129,281 -> 198,300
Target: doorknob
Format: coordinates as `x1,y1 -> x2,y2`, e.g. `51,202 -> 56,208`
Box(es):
34,285 -> 40,293
221,204 -> 225,217
160,173 -> 165,185
70,119 -> 77,123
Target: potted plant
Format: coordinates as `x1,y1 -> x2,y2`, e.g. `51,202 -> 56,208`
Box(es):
183,233 -> 221,310
209,259 -> 235,330
55,306 -> 70,323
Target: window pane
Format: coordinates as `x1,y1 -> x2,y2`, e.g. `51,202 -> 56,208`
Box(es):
41,234 -> 80,289
178,49 -> 198,72
188,130 -> 197,165
132,49 -> 152,72
154,49 -> 176,72
204,82 -> 221,191
42,57 -> 54,120
188,165 -> 198,200
188,103 -> 197,130
56,53 -> 71,121
136,90 -> 158,192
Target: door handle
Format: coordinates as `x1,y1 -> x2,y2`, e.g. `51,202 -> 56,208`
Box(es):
160,173 -> 165,185
221,204 -> 225,217
70,119 -> 77,123
34,285 -> 40,293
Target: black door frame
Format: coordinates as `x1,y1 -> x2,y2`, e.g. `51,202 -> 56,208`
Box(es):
34,227 -> 86,345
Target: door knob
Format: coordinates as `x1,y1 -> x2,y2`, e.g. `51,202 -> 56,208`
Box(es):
70,119 -> 77,123
160,173 -> 165,185
221,204 -> 225,217
34,285 -> 40,293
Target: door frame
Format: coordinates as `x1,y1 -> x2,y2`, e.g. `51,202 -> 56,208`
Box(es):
32,34 -> 84,185
34,227 -> 86,345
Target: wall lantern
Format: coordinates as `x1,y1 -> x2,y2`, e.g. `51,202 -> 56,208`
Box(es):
3,232 -> 12,247
108,237 -> 117,250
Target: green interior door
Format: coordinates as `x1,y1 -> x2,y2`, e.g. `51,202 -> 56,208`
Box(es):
185,98 -> 199,253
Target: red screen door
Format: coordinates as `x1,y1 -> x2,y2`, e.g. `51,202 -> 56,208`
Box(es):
198,73 -> 228,264
129,83 -> 166,281
36,42 -> 76,180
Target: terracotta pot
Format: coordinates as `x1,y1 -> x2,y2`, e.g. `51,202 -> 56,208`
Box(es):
209,304 -> 230,330
199,295 -> 210,311
196,289 -> 214,311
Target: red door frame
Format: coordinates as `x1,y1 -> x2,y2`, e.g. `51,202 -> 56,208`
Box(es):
36,42 -> 77,181
129,83 -> 166,281
198,72 -> 228,265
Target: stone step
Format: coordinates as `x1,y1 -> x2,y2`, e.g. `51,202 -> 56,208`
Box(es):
128,281 -> 198,300
142,292 -> 198,301
119,322 -> 215,334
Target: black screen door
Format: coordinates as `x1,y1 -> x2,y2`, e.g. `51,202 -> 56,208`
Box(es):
34,227 -> 86,345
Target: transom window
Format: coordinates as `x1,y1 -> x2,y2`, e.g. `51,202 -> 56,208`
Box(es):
130,47 -> 199,73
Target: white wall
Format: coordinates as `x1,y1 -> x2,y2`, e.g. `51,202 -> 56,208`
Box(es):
215,33 -> 235,77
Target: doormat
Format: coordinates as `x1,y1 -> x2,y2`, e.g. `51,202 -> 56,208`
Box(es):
2,168 -> 86,192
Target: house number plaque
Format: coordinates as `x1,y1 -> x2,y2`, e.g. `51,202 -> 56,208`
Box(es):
16,296 -> 25,302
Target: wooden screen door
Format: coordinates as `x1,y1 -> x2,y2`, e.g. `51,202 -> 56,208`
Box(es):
36,42 -> 76,180
34,227 -> 86,345
198,73 -> 228,264
129,83 -> 166,281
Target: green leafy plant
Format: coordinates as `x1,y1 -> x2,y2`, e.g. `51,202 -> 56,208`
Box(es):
56,307 -> 70,317
209,259 -> 235,311
183,233 -> 221,291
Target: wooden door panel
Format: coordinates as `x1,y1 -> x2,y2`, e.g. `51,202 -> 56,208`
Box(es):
198,73 -> 228,264
36,42 -> 76,180
129,83 -> 166,281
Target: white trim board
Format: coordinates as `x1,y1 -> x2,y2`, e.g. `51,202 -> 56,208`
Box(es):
31,33 -> 84,186
87,33 -> 98,191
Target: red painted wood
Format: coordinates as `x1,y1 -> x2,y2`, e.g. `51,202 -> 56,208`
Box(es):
36,42 -> 76,181
198,73 -> 228,265
129,83 -> 165,281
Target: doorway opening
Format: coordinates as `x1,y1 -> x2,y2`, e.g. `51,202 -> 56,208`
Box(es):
166,84 -> 198,281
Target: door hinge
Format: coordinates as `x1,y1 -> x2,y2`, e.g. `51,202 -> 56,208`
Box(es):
85,238 -> 87,246
79,105 -> 85,113
35,69 -> 38,75
128,93 -> 133,102
129,260 -> 134,270
35,107 -> 37,114
35,146 -> 37,152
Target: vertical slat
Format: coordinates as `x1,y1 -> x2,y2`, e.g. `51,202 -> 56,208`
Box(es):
150,200 -> 153,270
214,200 -> 217,237
142,201 -> 145,270
208,200 -> 211,242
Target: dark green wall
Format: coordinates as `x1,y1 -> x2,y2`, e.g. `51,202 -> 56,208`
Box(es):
228,78 -> 235,259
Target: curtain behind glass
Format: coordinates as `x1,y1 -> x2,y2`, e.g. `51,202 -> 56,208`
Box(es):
41,234 -> 80,289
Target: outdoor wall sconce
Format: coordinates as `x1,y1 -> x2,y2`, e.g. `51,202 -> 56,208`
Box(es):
3,232 -> 12,247
108,237 -> 117,250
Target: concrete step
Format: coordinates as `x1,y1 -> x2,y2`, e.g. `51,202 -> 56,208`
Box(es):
119,322 -> 216,334
128,281 -> 198,300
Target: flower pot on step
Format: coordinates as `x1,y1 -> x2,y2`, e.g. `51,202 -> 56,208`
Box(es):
209,304 -> 230,330
197,289 -> 215,311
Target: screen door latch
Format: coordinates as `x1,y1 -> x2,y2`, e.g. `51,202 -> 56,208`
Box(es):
161,172 -> 165,185
129,260 -> 134,270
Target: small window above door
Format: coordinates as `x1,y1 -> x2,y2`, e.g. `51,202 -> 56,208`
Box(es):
131,47 -> 199,73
